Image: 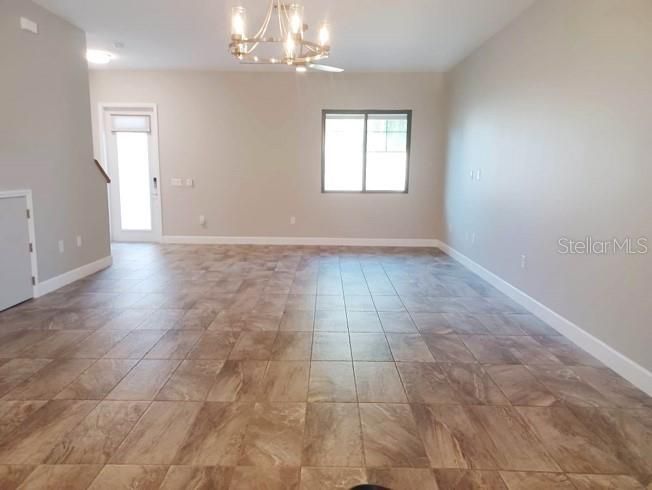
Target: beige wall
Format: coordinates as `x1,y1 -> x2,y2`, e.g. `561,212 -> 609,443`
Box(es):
0,0 -> 110,282
89,71 -> 446,240
444,0 -> 652,369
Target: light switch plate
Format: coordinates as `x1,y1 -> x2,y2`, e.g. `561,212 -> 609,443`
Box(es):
20,17 -> 38,34
171,178 -> 183,186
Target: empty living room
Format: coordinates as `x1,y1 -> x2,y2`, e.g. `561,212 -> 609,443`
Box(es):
0,0 -> 651,488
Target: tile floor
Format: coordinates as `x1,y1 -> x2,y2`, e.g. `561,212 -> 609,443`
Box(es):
0,243 -> 650,490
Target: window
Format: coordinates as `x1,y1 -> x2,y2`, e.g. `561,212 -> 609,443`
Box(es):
322,110 -> 411,192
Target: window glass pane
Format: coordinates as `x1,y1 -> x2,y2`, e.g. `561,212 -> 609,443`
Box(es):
366,131 -> 387,152
387,131 -> 407,152
365,114 -> 408,191
366,152 -> 407,191
116,132 -> 152,230
367,118 -> 386,132
386,118 -> 407,132
111,115 -> 151,133
324,115 -> 364,191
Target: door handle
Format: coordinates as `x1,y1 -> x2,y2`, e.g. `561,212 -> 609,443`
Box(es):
153,177 -> 158,190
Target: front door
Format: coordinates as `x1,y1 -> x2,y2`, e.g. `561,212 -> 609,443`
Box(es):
103,108 -> 162,242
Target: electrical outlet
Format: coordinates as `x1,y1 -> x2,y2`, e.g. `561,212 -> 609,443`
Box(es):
76,235 -> 82,247
290,216 -> 296,225
199,215 -> 206,227
520,254 -> 527,269
58,240 -> 64,253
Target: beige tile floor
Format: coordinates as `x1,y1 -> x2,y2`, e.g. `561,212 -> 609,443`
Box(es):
0,243 -> 650,489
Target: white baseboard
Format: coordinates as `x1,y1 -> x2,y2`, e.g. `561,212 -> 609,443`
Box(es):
34,256 -> 113,297
437,241 -> 652,396
162,235 -> 439,247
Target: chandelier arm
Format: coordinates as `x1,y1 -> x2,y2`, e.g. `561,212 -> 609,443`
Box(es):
277,1 -> 286,38
233,39 -> 328,51
244,0 -> 275,54
281,1 -> 290,24
303,42 -> 327,54
255,0 -> 275,38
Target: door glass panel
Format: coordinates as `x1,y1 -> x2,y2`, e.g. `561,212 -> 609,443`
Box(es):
116,132 -> 152,231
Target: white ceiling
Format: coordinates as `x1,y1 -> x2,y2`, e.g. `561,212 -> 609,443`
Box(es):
34,0 -> 536,71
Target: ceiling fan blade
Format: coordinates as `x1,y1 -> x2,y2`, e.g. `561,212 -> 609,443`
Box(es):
307,63 -> 344,73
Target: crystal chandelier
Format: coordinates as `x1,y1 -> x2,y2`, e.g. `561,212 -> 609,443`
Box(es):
229,1 -> 343,72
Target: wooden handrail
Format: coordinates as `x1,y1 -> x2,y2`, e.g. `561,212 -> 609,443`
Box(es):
94,159 -> 111,183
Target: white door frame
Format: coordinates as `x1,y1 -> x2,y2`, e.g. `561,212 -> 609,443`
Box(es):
0,189 -> 39,296
98,103 -> 163,243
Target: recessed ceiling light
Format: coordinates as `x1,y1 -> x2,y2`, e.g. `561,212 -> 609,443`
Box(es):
86,49 -> 115,64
